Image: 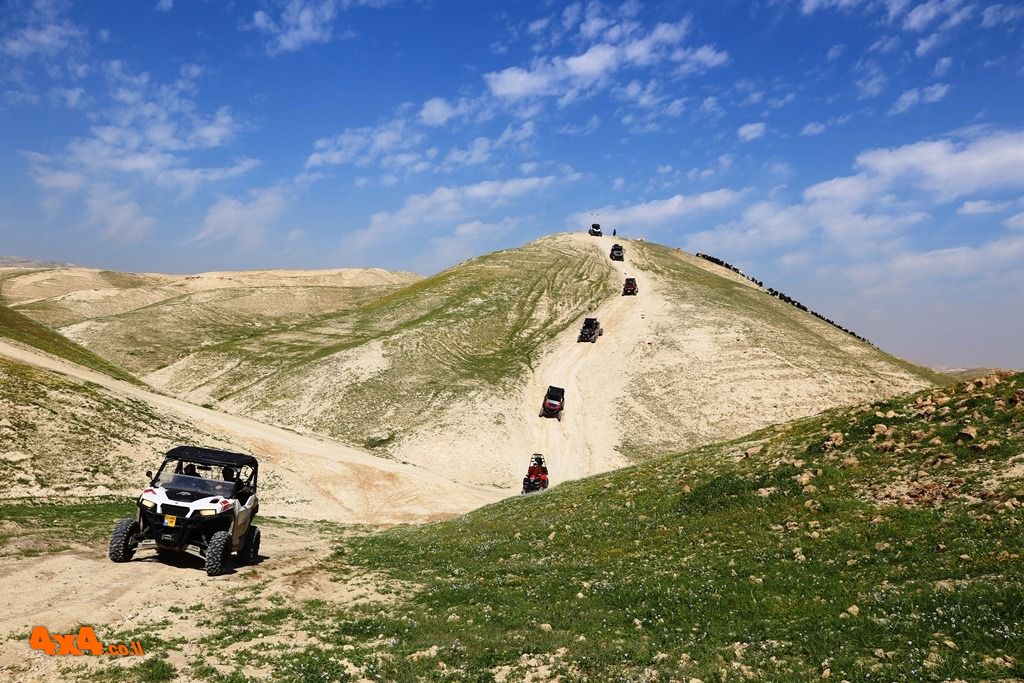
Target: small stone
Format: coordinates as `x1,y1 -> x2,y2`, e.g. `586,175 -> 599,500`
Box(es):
959,425 -> 978,439
846,605 -> 860,616
538,623 -> 552,632
447,614 -> 460,623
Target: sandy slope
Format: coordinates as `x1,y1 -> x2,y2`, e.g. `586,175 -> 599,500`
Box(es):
389,234 -> 654,488
0,339 -> 501,525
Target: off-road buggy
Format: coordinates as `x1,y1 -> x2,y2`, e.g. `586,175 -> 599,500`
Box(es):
578,317 -> 604,343
622,277 -> 638,296
108,446 -> 261,576
539,385 -> 565,421
588,223 -> 603,236
610,244 -> 624,261
521,453 -> 549,494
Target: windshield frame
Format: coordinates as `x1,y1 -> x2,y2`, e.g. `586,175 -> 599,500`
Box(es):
151,457 -> 252,496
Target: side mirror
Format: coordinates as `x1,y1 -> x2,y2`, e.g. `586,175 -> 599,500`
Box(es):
145,470 -> 152,480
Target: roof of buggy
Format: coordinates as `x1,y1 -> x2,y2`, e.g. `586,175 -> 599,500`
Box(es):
624,277 -> 636,283
545,385 -> 565,399
611,244 -> 623,249
583,317 -> 598,325
164,445 -> 258,469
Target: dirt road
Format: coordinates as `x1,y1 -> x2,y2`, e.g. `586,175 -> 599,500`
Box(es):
520,235 -> 652,484
0,339 -> 503,525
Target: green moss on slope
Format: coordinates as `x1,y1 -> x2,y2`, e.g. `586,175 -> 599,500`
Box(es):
316,372 -> 1024,680
0,304 -> 140,384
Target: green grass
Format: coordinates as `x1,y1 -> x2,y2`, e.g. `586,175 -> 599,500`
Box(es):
158,235 -> 617,448
0,497 -> 135,556
0,356 -> 220,495
0,303 -> 140,384
255,372 -> 1022,681
636,241 -> 952,387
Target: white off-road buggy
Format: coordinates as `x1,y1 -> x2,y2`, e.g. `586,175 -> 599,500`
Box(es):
108,446 -> 261,576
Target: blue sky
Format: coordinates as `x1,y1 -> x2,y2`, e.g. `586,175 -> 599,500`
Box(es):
1,0 -> 1023,367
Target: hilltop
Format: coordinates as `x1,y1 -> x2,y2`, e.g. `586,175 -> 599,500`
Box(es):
3,233 -> 946,492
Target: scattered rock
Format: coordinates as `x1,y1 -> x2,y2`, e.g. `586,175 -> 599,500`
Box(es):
846,605 -> 860,616
959,425 -> 978,439
538,623 -> 552,632
824,432 -> 844,449
743,445 -> 763,458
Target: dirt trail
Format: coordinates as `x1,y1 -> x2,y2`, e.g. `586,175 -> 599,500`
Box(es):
519,235 -> 654,484
0,339 -> 503,525
0,522 -> 373,682
392,233 -> 664,490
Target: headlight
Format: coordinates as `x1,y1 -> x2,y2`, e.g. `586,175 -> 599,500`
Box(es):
198,508 -> 218,516
140,499 -> 155,509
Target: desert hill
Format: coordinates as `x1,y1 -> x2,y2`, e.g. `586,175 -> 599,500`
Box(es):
3,233 -> 946,492
1,265 -> 421,375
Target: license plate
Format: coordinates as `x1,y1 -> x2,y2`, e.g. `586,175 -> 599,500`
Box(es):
164,515 -> 176,527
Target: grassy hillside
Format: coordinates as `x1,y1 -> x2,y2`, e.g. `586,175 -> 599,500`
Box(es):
8,269 -> 420,375
0,304 -> 140,384
608,240 -> 950,459
0,356 -> 234,496
2,374 -> 1018,681
228,372 -> 1020,681
149,235 -> 617,448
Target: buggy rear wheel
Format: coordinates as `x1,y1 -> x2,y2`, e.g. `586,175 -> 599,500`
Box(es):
240,525 -> 261,565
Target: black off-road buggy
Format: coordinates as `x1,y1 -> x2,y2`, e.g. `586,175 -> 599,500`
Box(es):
578,317 -> 604,343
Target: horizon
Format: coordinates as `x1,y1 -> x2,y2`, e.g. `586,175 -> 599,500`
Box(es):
2,0 -> 1023,368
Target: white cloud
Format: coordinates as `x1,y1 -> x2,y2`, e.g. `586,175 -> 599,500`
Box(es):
889,83 -> 949,114
612,177 -> 625,190
419,97 -> 460,127
869,35 -> 901,53
0,21 -> 84,59
841,130 -> 1024,202
982,4 -> 1024,27
671,45 -> 730,75
738,122 -> 766,141
249,0 -> 386,55
155,158 -> 260,195
1003,212 -> 1024,229
190,188 -> 287,248
802,122 -> 827,136
933,56 -> 952,76
958,199 -> 1011,214
155,0 -> 174,10
306,117 -> 422,168
559,114 -> 600,136
85,184 -> 156,244
483,20 -> 720,101
914,32 -> 944,56
570,189 -> 740,229
854,60 -> 887,98
826,43 -> 846,61
342,176 -> 557,255
902,0 -> 968,31
415,217 -> 518,272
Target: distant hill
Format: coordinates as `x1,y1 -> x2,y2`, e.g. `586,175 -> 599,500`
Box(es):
11,232 -> 947,489
0,255 -> 70,268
